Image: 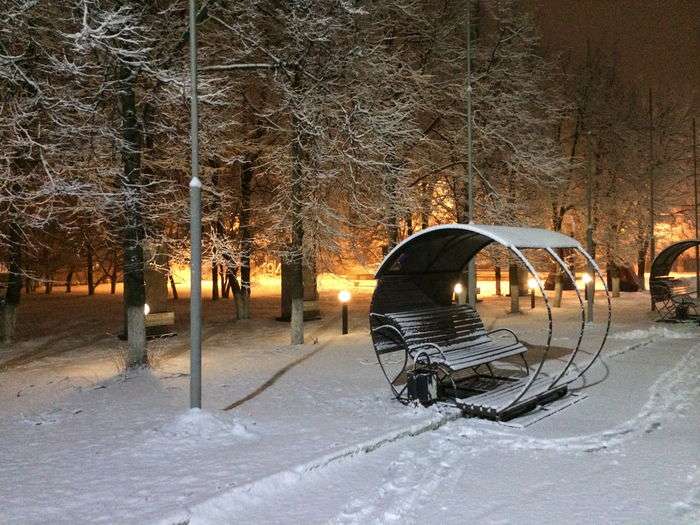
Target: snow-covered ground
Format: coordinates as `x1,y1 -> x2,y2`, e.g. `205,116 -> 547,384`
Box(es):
1,287 -> 698,524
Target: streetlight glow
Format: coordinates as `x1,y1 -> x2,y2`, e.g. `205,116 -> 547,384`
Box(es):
144,303 -> 150,316
527,277 -> 537,290
582,273 -> 593,285
338,290 -> 351,303
453,283 -> 463,295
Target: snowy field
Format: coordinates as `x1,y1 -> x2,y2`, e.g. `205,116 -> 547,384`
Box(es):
1,287 -> 699,524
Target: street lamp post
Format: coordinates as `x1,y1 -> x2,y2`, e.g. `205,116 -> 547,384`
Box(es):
188,0 -> 202,409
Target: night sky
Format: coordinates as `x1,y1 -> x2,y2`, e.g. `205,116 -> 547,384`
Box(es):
529,0 -> 699,112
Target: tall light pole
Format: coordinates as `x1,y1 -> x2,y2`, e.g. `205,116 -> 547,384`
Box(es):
189,0 -> 202,409
466,0 -> 477,306
648,87 -> 655,305
586,132 -> 595,323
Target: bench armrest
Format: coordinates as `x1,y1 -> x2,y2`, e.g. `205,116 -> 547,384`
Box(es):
411,342 -> 448,363
486,327 -> 520,344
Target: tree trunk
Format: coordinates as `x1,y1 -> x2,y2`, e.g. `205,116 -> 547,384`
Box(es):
1,223 -> 22,346
110,252 -> 118,295
637,240 -> 648,291
119,65 -> 146,367
212,258 -> 219,300
553,271 -> 563,307
609,263 -> 621,298
65,271 -> 73,293
44,273 -> 52,294
289,100 -> 305,345
239,156 -> 254,319
494,266 -> 501,296
385,171 -> 400,250
169,273 -> 179,300
225,264 -> 244,320
509,264 -> 520,314
86,243 -> 95,296
220,265 -> 229,298
420,182 -> 430,230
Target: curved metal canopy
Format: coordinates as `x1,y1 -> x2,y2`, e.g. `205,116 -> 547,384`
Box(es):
376,223 -> 582,278
650,239 -> 700,279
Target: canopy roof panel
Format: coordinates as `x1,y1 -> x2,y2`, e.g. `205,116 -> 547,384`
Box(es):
375,223 -> 582,278
650,239 -> 700,279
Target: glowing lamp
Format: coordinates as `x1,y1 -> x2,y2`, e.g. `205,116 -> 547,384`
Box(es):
582,273 -> 593,285
338,291 -> 351,335
527,278 -> 538,290
144,303 -> 151,315
453,283 -> 464,295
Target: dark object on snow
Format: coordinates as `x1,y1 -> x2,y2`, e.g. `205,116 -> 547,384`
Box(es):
406,368 -> 438,406
606,264 -> 640,292
369,224 -> 610,421
650,240 -> 700,322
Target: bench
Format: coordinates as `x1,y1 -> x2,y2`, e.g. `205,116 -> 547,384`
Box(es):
650,277 -> 698,321
371,304 -> 528,402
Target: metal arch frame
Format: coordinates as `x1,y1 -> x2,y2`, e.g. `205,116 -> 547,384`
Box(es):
569,247 -> 612,381
545,248 -> 586,388
495,245 -> 553,412
495,246 -> 612,412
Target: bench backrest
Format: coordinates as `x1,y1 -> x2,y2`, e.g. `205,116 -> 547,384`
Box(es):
385,304 -> 488,353
651,277 -> 692,301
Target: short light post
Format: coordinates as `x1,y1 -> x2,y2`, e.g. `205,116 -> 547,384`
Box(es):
453,282 -> 464,304
582,273 -> 592,301
527,278 -> 537,309
582,272 -> 594,323
338,290 -> 351,335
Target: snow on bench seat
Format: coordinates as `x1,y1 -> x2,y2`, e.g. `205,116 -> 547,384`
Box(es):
380,304 -> 527,371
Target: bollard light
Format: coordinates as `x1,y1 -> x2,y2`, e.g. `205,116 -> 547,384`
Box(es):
582,273 -> 593,300
338,290 -> 351,334
453,282 -> 463,304
527,278 -> 537,309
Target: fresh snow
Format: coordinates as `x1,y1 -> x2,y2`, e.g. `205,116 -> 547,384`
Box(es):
1,289 -> 699,524
154,408 -> 257,441
610,325 -> 697,340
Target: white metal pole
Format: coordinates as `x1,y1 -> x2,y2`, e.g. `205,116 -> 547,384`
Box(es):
648,87 -> 655,302
189,0 -> 202,409
466,0 -> 477,306
586,133 -> 594,323
693,117 -> 698,298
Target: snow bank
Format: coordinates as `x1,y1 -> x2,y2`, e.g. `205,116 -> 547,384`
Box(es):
610,325 -> 697,340
154,409 -> 257,441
